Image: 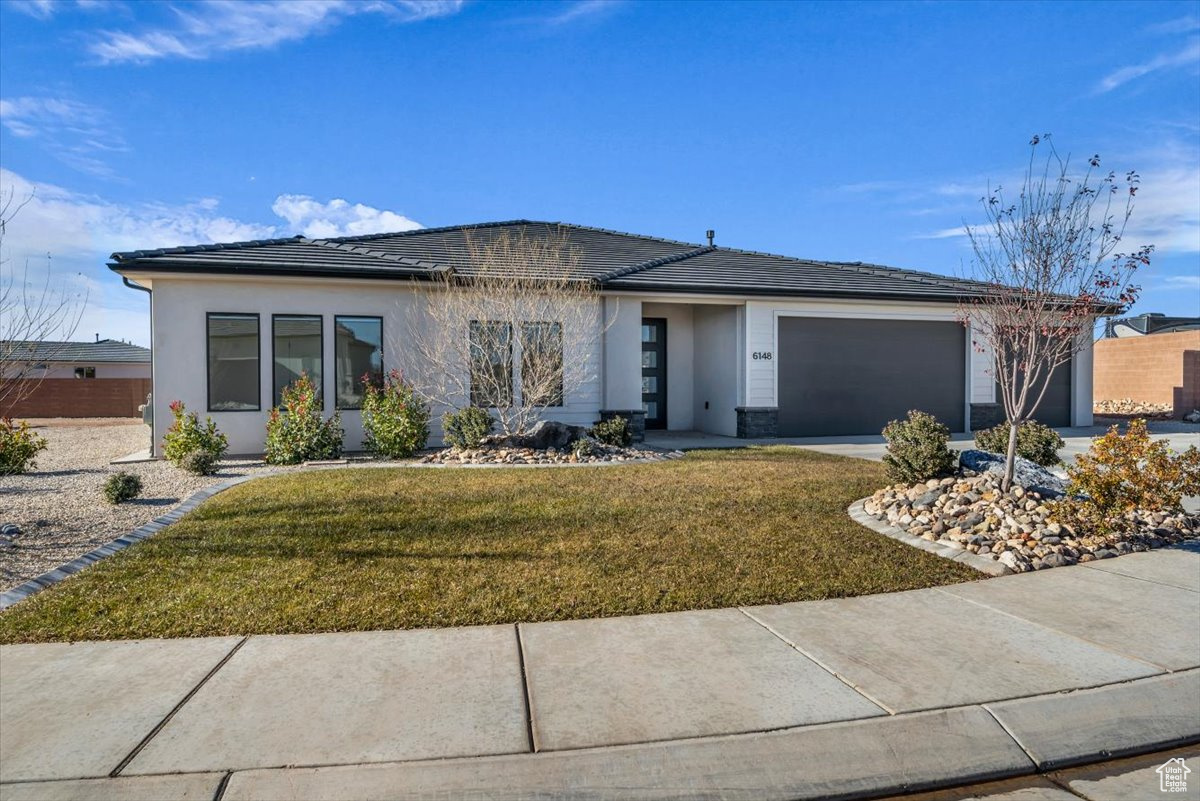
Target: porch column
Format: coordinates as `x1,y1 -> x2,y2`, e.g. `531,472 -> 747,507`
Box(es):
601,296 -> 645,440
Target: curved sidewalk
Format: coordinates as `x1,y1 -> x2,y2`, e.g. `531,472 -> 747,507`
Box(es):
2,546 -> 1198,800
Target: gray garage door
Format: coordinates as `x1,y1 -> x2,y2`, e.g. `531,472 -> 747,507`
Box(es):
777,317 -> 966,437
995,361 -> 1072,428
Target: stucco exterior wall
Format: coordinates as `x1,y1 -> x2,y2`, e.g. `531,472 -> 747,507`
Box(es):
150,276 -> 604,454
692,305 -> 740,437
642,302 -> 694,431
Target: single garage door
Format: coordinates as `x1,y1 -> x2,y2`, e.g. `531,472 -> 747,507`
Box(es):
777,317 -> 965,437
995,361 -> 1072,428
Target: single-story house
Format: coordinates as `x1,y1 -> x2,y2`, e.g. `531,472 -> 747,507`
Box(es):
1,338 -> 151,418
109,220 -> 1092,455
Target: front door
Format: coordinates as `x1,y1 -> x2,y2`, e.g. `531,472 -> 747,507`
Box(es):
641,318 -> 667,429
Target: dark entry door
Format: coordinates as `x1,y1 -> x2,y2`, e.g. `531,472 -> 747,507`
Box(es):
641,318 -> 667,430
777,317 -> 966,436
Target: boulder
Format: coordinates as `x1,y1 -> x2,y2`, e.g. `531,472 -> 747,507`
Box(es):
480,420 -> 591,451
959,450 -> 1069,499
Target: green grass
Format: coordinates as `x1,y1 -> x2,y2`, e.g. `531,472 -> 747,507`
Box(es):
0,447 -> 975,643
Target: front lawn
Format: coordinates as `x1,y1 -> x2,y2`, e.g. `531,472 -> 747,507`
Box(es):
0,447 -> 975,642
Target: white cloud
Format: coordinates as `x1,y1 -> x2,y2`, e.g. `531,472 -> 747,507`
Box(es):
1164,275 -> 1200,289
0,168 -> 426,343
545,0 -> 621,26
1145,16 -> 1200,35
8,0 -> 57,18
271,194 -> 422,238
0,96 -> 128,177
1096,37 -> 1200,93
89,0 -> 465,64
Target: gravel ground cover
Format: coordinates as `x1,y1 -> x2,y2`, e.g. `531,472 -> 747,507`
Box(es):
0,419 -> 407,592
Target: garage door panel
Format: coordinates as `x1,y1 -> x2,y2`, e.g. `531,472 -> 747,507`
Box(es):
778,317 -> 966,437
995,362 -> 1071,427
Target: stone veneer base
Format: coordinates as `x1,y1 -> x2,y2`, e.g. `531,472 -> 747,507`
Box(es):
735,407 -> 779,438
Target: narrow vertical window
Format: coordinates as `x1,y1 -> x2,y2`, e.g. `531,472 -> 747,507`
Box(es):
521,322 -> 564,407
207,313 -> 260,411
273,315 -> 323,407
469,321 -> 512,407
335,315 -> 383,410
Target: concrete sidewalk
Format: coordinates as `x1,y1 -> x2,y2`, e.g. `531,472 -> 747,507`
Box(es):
1,547 -> 1198,800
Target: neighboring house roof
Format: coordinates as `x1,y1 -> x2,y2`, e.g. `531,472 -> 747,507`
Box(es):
2,339 -> 151,363
108,219 -> 1003,303
1103,312 -> 1200,337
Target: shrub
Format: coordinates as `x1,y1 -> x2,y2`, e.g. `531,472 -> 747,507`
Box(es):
882,410 -> 958,484
573,437 -> 599,458
163,401 -> 228,468
0,418 -> 48,475
103,471 -> 143,504
179,448 -> 219,476
361,369 -> 431,458
264,372 -> 344,465
590,416 -> 632,447
442,406 -> 495,450
1053,419 -> 1200,535
974,420 -> 1064,466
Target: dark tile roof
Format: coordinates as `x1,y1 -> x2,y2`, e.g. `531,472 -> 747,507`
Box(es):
1104,313 -> 1200,337
4,339 -> 150,363
110,220 -> 995,302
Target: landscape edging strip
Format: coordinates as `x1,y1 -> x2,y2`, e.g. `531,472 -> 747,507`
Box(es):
848,498 -> 1014,577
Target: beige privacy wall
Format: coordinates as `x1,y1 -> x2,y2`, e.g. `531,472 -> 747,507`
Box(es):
1093,330 -> 1200,415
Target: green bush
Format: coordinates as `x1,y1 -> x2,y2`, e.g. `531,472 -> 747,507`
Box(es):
590,416 -> 632,447
442,407 -> 495,450
361,369 -> 430,458
0,418 -> 48,475
1054,419 -> 1200,535
163,401 -> 227,469
882,410 -> 958,484
264,372 -> 344,465
974,420 -> 1063,466
103,471 -> 142,504
573,437 -> 599,458
179,448 -> 219,476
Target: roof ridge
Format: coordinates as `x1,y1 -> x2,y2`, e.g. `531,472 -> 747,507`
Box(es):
111,235 -> 305,262
597,245 -> 716,283
315,219 -> 536,245
304,238 -> 453,271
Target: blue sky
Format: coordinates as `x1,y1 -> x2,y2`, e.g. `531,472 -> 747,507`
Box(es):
1,0 -> 1197,346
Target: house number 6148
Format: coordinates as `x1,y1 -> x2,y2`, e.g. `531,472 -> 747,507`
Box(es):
752,351 -> 773,360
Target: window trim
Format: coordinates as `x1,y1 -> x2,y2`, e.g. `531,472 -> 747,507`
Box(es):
469,320 -> 513,408
206,312 -> 261,413
334,314 -> 384,411
272,313 -> 325,410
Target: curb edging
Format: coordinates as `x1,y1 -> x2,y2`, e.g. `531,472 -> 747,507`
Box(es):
849,498 -> 1013,577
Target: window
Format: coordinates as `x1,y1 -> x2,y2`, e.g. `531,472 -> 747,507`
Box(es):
335,316 -> 383,410
74,366 -> 96,379
273,315 -> 323,407
520,322 -> 563,407
207,313 -> 260,411
469,321 -> 512,407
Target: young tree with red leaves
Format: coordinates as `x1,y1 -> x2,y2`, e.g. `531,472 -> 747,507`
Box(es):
960,135 -> 1151,491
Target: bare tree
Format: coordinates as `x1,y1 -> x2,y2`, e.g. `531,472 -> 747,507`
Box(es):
959,135 -> 1150,490
0,186 -> 88,412
407,229 -> 612,436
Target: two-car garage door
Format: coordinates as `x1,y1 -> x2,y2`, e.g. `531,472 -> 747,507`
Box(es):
776,316 -> 1072,436
777,317 -> 966,437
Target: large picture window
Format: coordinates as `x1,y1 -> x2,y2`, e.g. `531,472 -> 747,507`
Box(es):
520,321 -> 564,407
207,313 -> 260,411
273,314 -> 323,407
335,315 -> 383,410
469,321 -> 512,407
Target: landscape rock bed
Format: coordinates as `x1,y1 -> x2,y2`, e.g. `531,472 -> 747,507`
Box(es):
863,471 -> 1198,573
419,444 -> 673,465
1093,398 -> 1174,418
